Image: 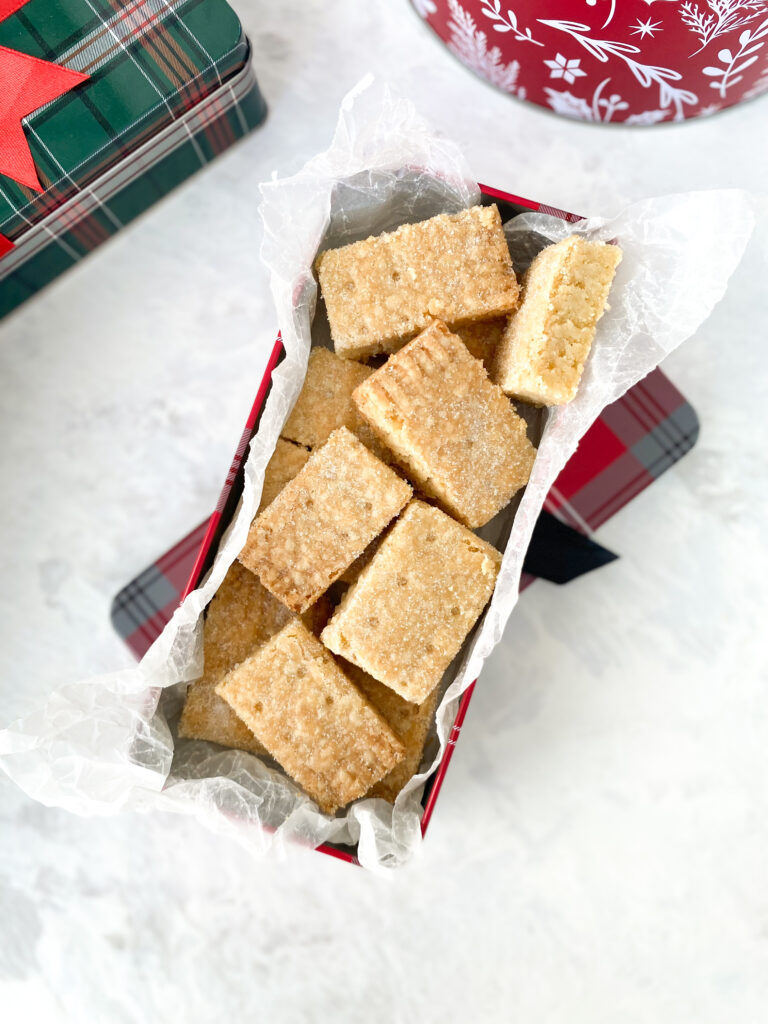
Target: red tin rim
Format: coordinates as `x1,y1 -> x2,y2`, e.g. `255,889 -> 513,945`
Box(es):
477,183 -> 540,212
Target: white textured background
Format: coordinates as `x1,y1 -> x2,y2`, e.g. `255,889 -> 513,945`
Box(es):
1,2 -> 767,1021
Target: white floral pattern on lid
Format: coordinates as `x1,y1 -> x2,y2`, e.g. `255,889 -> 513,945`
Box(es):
681,0 -> 766,54
414,0 -> 768,122
447,0 -> 526,95
544,53 -> 587,84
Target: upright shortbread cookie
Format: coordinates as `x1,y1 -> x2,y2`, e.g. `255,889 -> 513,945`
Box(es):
454,317 -> 507,372
493,235 -> 622,406
178,563 -> 331,753
178,562 -> 293,754
316,205 -> 519,360
258,438 -> 310,513
178,681 -> 267,755
321,500 -> 501,704
240,427 -> 412,613
216,620 -> 405,814
344,662 -> 439,802
281,347 -> 392,463
282,347 -> 373,448
353,321 -> 536,528
197,562 -> 294,677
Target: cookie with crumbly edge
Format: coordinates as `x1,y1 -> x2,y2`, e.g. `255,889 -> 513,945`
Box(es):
178,563 -> 292,754
178,680 -> 267,755
240,427 -> 412,613
321,500 -> 501,704
281,347 -> 393,463
258,438 -> 310,514
493,235 -> 622,406
178,563 -> 330,754
216,619 -> 405,814
316,205 -> 519,360
454,316 -> 507,371
353,320 -> 536,528
282,347 -> 373,448
344,662 -> 439,802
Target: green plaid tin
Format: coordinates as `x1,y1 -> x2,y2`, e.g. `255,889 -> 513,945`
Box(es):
0,0 -> 267,318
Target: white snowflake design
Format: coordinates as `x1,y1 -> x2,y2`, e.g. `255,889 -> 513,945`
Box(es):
680,0 -> 766,54
479,0 -> 543,45
632,17 -> 664,38
539,19 -> 699,120
446,0 -> 526,94
544,53 -> 588,84
412,0 -> 437,17
702,17 -> 768,95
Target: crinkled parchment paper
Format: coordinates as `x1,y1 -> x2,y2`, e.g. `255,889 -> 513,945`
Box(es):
0,78 -> 756,871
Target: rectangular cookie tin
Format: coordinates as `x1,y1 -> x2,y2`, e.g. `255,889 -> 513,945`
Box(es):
123,184 -> 699,865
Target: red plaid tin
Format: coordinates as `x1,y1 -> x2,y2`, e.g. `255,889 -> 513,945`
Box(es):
112,184 -> 699,865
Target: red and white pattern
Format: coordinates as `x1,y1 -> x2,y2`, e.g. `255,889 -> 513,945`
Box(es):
414,0 -> 768,122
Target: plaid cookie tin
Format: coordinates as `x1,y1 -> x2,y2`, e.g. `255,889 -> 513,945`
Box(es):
0,0 -> 266,318
112,184 -> 699,865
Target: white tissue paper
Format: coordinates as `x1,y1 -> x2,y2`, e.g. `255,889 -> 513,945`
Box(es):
0,77 -> 756,871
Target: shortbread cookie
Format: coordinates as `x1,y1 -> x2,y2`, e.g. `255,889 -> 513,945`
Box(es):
353,321 -> 536,528
240,427 -> 412,612
316,205 -> 519,360
493,235 -> 622,405
216,620 -> 405,814
322,500 -> 501,703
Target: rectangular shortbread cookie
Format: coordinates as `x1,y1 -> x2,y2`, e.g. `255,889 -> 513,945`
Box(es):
315,205 -> 519,360
493,235 -> 622,405
259,438 -> 310,513
178,563 -> 331,753
216,619 -> 405,814
178,562 -> 294,754
240,427 -> 412,612
281,346 -> 393,463
344,662 -> 439,802
281,347 -> 373,449
353,320 -> 536,528
454,316 -> 507,371
321,500 -> 502,704
178,681 -> 267,755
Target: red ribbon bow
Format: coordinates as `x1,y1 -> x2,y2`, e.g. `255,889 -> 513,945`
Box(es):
0,0 -> 89,191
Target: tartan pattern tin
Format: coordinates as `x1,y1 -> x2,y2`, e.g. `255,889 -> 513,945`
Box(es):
0,0 -> 266,317
111,185 -> 699,865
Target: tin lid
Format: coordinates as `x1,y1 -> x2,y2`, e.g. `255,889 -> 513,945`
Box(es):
0,0 -> 248,239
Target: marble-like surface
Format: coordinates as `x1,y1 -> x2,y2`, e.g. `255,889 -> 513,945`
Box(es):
1,2 -> 767,1020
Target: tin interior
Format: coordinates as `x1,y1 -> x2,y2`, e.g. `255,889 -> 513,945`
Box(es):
178,186 -> 568,864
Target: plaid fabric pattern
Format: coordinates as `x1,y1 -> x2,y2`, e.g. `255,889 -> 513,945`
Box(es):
0,0 -> 249,238
112,520 -> 209,658
111,366 -> 699,658
0,59 -> 266,317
